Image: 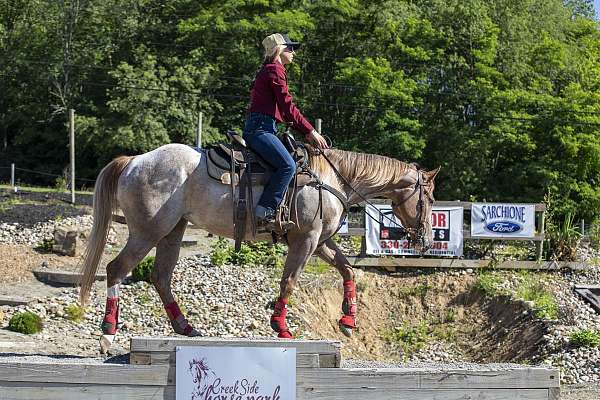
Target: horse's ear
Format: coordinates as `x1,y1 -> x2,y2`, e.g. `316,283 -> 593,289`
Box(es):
425,166 -> 441,182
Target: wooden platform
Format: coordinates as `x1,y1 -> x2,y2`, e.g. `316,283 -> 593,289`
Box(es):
0,336 -> 560,400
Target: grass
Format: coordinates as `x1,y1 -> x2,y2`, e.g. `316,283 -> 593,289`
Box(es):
383,317 -> 456,357
65,304 -> 85,322
515,272 -> 558,320
475,271 -> 507,297
400,283 -> 430,297
304,259 -> 330,275
570,329 -> 600,347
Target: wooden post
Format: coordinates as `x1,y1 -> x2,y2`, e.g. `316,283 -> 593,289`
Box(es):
315,118 -> 322,134
536,210 -> 546,262
10,163 -> 15,192
69,109 -> 75,204
196,111 -> 203,148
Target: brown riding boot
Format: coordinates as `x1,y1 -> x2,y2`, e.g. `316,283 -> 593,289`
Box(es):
256,206 -> 295,234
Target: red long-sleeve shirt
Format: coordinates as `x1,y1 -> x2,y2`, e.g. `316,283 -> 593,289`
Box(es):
248,60 -> 314,137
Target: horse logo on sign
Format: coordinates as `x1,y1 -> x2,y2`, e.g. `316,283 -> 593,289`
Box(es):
188,357 -> 215,400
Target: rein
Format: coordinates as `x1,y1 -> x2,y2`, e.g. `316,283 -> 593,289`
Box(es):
316,149 -> 430,246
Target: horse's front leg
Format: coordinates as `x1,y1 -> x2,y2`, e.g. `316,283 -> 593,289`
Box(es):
315,238 -> 356,337
271,232 -> 320,339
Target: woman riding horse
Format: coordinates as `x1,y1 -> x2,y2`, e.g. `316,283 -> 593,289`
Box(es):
245,33 -> 328,232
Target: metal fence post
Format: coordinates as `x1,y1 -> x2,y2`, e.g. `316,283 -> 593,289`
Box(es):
69,109 -> 75,204
10,163 -> 15,192
315,118 -> 322,134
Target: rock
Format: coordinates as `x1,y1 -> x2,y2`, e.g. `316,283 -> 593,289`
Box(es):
52,227 -> 78,256
0,309 -> 4,324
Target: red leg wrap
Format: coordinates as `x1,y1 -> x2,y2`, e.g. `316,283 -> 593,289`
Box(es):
339,280 -> 357,329
102,297 -> 119,335
270,298 -> 293,339
165,302 -> 195,336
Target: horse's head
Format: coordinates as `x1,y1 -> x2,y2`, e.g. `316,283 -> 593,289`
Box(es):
386,166 -> 440,253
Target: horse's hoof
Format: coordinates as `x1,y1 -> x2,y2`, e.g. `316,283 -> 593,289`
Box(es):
187,328 -> 202,337
339,322 -> 353,338
99,334 -> 115,354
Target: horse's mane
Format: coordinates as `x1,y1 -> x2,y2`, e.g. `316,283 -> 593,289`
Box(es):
308,148 -> 412,187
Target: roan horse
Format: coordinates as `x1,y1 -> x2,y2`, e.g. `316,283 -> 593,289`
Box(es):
78,143 -> 440,351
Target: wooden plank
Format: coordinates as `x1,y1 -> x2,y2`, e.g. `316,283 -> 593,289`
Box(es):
0,382 -> 174,400
129,351 -> 323,368
344,257 -> 585,271
129,336 -> 341,356
0,295 -> 32,306
0,383 -> 551,400
296,388 -> 550,400
0,362 -> 172,386
0,363 -> 558,389
32,268 -> 106,285
296,368 -> 559,389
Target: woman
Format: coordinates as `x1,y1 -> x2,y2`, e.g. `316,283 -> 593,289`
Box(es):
244,33 -> 328,231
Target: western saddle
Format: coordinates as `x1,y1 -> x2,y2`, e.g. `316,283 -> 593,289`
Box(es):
205,127 -> 312,251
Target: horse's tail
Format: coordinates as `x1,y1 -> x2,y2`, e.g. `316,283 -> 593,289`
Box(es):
79,155 -> 134,307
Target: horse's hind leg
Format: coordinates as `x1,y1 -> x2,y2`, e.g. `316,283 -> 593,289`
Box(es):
101,236 -> 155,352
314,238 -> 357,337
150,219 -> 200,337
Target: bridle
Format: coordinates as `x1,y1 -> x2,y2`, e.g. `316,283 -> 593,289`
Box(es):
391,169 -> 435,250
317,149 -> 433,250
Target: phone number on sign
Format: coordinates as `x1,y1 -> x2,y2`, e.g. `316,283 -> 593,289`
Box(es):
379,241 -> 449,250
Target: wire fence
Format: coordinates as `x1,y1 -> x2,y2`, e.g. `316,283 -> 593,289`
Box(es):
0,164 -> 96,191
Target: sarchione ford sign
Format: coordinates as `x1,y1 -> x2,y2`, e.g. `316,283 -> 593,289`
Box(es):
365,205 -> 464,257
471,203 -> 536,238
176,346 -> 295,400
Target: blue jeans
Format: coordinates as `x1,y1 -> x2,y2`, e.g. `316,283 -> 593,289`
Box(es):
243,112 -> 295,212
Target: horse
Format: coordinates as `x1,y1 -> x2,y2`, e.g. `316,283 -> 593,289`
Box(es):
77,143 -> 440,352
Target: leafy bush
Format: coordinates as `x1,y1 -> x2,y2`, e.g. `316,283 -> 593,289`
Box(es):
8,311 -> 43,334
570,329 -> 600,348
209,238 -> 286,268
132,256 -> 155,283
65,304 -> 85,322
546,212 -> 582,261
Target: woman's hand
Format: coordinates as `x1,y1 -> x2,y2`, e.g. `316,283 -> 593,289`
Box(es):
306,129 -> 329,149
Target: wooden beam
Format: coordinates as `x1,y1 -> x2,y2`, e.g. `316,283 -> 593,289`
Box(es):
340,257 -> 585,270
129,336 -> 341,357
0,363 -> 559,389
32,268 -> 106,285
129,351 -> 326,368
0,295 -> 32,306
0,384 -> 553,400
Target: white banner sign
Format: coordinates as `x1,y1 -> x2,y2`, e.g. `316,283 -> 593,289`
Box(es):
365,205 -> 464,257
176,346 -> 296,400
471,203 -> 535,238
